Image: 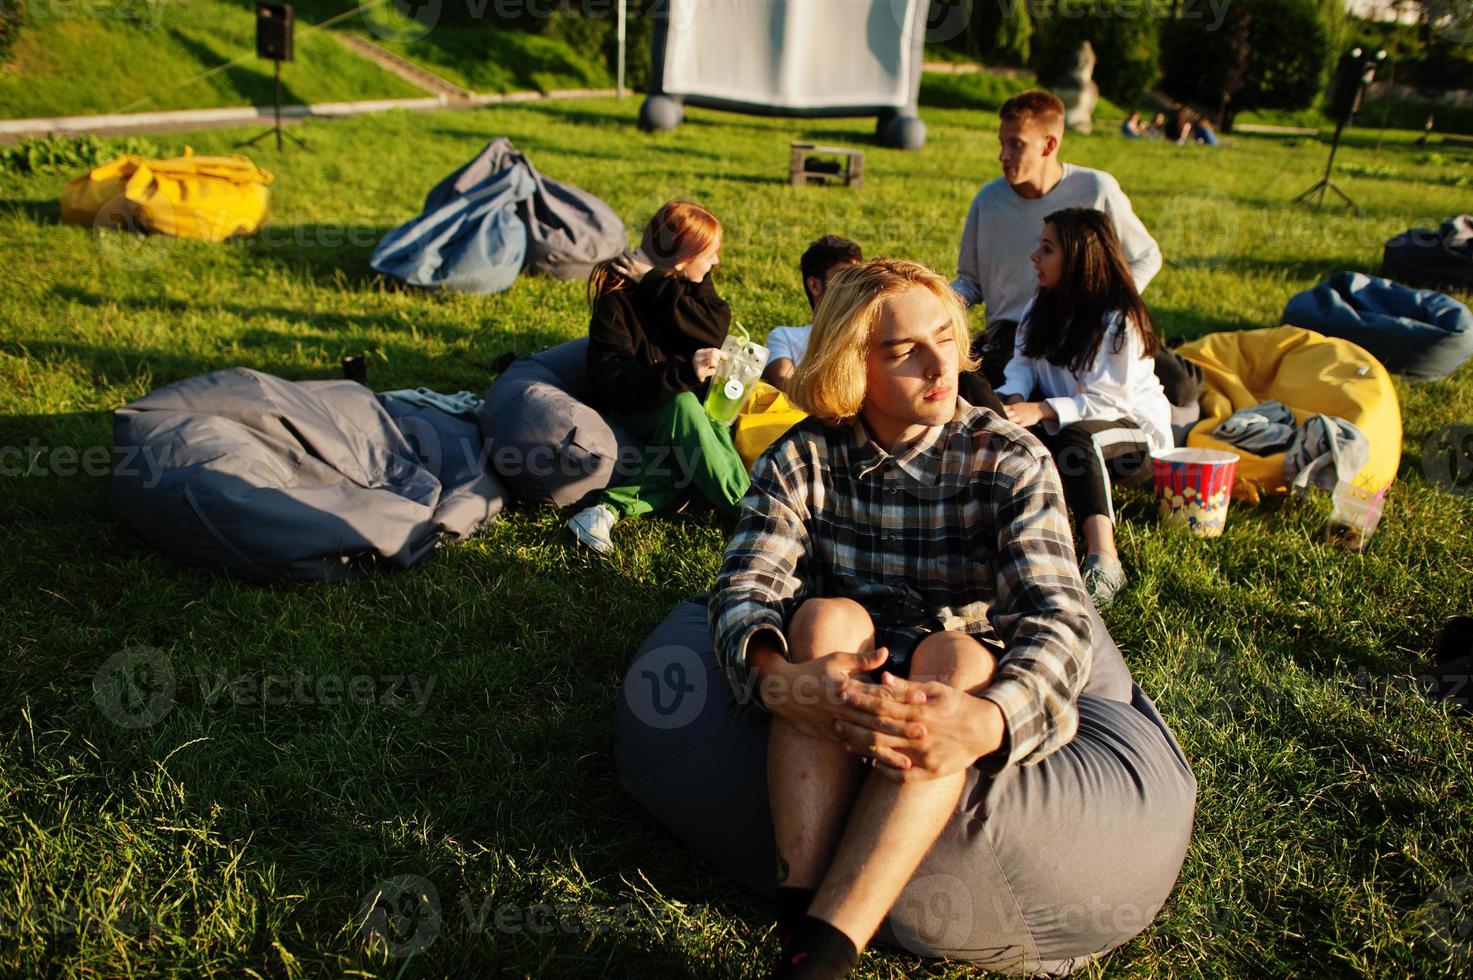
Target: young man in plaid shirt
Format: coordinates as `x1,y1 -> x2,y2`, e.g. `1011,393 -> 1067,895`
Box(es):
710,259 -> 1094,979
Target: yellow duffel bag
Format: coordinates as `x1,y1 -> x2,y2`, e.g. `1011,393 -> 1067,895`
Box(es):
734,381 -> 808,470
61,147 -> 273,241
1178,325 -> 1402,503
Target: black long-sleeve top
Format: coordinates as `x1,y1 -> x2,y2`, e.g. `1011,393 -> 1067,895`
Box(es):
585,272 -> 732,415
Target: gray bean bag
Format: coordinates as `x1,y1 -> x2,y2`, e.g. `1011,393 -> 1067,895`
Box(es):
479,338 -> 643,508
1282,271 -> 1473,382
614,596 -> 1197,976
113,368 -> 506,582
423,137 -> 627,283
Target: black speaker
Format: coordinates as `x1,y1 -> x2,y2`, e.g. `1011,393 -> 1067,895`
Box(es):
256,2 -> 294,63
1327,48 -> 1383,122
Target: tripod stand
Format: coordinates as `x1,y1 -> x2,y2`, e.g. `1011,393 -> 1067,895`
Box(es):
1293,116 -> 1355,210
240,60 -> 308,153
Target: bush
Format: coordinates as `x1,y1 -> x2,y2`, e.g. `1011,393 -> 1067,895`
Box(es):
0,134 -> 162,177
1029,0 -> 1160,106
1161,0 -> 1331,124
432,0 -> 654,89
0,0 -> 22,64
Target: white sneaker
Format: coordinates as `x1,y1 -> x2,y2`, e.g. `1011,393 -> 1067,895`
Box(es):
566,504 -> 617,553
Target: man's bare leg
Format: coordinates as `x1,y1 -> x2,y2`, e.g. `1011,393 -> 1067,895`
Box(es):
768,597 -> 876,890
808,630 -> 996,948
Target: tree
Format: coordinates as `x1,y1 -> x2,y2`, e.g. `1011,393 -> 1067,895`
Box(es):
1160,0 -> 1332,128
1030,0 -> 1162,106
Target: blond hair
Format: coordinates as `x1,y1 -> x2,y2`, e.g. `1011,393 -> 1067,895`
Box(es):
789,258 -> 978,424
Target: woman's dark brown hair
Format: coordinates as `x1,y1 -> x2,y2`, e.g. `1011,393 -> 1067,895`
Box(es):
1023,207 -> 1160,374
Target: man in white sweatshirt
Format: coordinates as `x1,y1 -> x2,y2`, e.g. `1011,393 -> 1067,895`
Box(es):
952,89 -> 1164,387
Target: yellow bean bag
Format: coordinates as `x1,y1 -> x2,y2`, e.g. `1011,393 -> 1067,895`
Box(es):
62,147 -> 272,241
734,381 -> 808,470
1178,326 -> 1402,503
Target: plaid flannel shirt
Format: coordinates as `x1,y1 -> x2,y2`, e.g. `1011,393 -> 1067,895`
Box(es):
708,400 -> 1094,769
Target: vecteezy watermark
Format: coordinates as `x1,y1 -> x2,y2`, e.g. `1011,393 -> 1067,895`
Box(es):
1422,424 -> 1473,497
358,875 -> 442,959
1,442 -> 166,485
1418,874 -> 1473,962
356,877 -> 701,959
91,192 -> 177,274
891,0 -> 1235,39
622,643 -> 707,730
93,647 -> 438,728
890,873 -> 975,953
1157,187 -> 1244,272
92,646 -> 178,730
361,0 -> 443,44
1348,668 -> 1471,711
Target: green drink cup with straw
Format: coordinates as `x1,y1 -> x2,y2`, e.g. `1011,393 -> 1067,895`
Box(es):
704,322 -> 769,425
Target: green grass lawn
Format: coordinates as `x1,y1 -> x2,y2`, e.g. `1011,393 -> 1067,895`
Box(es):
2,83 -> 1472,977
0,0 -> 422,119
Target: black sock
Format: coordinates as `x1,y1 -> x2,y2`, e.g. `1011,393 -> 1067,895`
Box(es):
773,915 -> 858,980
775,886 -> 816,945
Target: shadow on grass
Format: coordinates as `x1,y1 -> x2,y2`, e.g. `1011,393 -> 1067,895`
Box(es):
166,28 -> 308,108
35,286 -> 571,389
0,197 -> 61,225
240,222 -> 391,288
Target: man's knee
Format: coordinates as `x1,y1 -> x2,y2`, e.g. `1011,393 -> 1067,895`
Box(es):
909,631 -> 995,689
787,597 -> 875,663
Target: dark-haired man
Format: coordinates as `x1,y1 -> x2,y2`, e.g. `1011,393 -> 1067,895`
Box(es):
763,236 -> 864,393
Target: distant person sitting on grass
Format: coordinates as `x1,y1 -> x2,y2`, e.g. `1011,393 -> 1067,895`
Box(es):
762,235 -> 864,393
1146,111 -> 1168,139
1192,115 -> 1221,146
566,200 -> 748,554
711,258 -> 1094,979
1121,111 -> 1144,139
952,89 -> 1163,388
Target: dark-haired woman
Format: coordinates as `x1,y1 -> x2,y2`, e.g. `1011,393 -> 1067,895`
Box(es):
997,206 -> 1172,607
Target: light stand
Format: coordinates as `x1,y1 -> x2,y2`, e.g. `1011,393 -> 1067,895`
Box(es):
241,60 -> 308,152
1293,115 -> 1354,209
1294,47 -> 1386,211
240,3 -> 308,153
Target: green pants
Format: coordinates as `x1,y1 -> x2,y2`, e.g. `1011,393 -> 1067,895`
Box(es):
600,391 -> 749,520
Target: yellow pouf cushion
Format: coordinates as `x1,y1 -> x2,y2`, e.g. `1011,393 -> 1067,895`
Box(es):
1178,325 -> 1402,502
734,381 -> 808,471
62,147 -> 273,241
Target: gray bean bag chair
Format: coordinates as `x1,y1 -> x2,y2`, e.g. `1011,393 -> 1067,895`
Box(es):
1382,214 -> 1473,294
614,596 -> 1197,975
479,338 -> 643,508
113,368 -> 506,582
1282,271 -> 1473,382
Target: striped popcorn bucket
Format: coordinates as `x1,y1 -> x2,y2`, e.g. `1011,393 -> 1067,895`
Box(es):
1151,448 -> 1240,538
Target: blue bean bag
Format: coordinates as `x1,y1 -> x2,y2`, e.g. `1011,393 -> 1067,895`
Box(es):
1282,271 -> 1473,382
